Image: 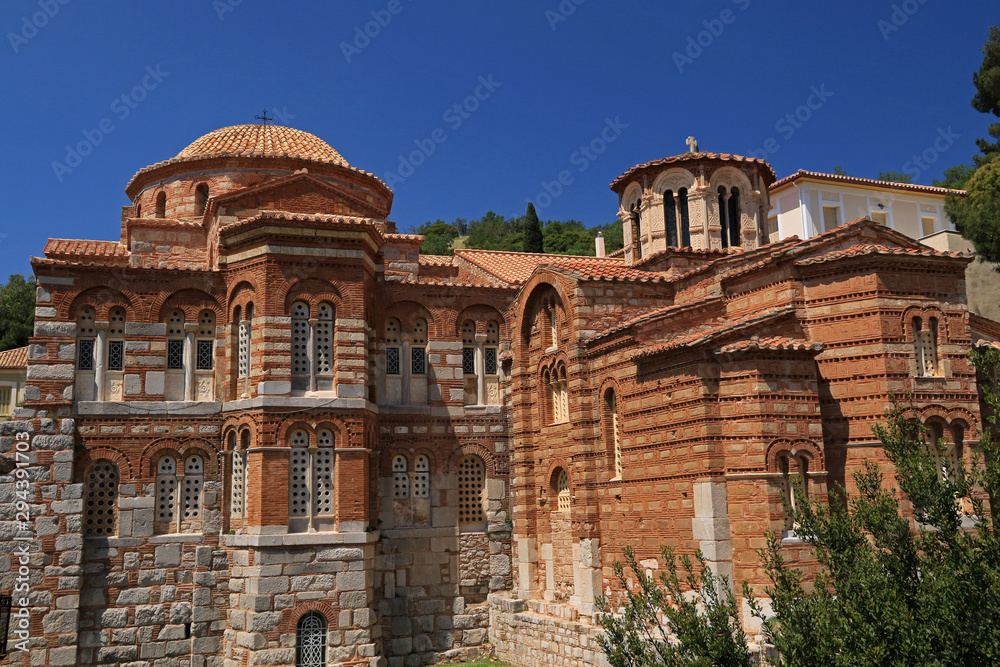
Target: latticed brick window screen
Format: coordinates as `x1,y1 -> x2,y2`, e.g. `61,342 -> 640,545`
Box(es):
289,430 -> 310,517
238,320 -> 251,378
84,461 -> 118,536
556,469 -> 570,512
156,456 -> 177,529
230,449 -> 245,518
315,303 -> 333,375
413,455 -> 429,498
313,430 -> 335,516
392,455 -> 409,498
296,612 -> 327,667
292,302 -> 310,376
458,455 -> 486,525
183,456 -> 204,520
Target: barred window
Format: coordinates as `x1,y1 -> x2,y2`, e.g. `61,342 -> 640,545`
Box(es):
411,347 -> 427,375
289,430 -> 310,518
167,340 -> 184,370
78,339 -> 95,371
291,302 -> 310,377
556,469 -> 570,512
107,340 -> 124,372
484,348 -> 498,376
296,613 -> 327,667
458,455 -> 486,526
386,347 -> 400,375
315,302 -> 334,376
462,347 -> 476,375
84,461 -> 118,537
386,318 -> 401,376
196,340 -> 214,371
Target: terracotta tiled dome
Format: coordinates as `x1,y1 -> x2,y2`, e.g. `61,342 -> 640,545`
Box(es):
175,124 -> 349,167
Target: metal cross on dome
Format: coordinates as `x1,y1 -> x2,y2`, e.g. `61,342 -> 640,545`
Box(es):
255,109 -> 274,125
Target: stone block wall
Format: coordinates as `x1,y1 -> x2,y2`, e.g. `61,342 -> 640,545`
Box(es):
488,594 -> 609,667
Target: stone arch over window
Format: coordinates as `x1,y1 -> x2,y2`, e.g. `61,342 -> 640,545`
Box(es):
924,417 -> 965,483
194,182 -> 209,216
287,426 -> 336,532
908,311 -> 943,377
457,454 -> 487,530
545,360 -> 569,424
381,304 -> 434,406
765,439 -> 821,533
182,454 -> 204,525
155,190 -> 166,218
76,305 -> 96,376
291,301 -> 311,385
653,169 -> 696,249
621,183 -> 643,259
458,311 -> 504,406
232,297 -> 255,394
84,460 -> 119,537
295,612 -> 327,667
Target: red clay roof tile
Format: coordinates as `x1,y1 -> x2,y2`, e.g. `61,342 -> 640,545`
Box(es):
0,346 -> 28,370
771,169 -> 965,196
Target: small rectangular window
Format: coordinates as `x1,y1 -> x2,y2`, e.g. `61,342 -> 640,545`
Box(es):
411,347 -> 427,375
0,386 -> 11,416
107,340 -> 124,371
386,347 -> 400,376
484,347 -> 498,375
765,215 -> 779,243
822,206 -> 840,232
78,339 -> 95,371
196,340 -> 214,371
921,216 -> 937,236
166,340 -> 184,370
462,347 -> 476,375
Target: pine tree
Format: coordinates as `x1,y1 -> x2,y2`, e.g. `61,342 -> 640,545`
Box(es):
522,202 -> 544,253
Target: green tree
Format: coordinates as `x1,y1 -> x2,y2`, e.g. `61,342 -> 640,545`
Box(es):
523,203 -> 544,253
543,219 -> 593,255
467,211 -> 522,251
416,220 -> 460,255
974,123 -> 1000,167
933,163 -> 977,189
945,155 -> 1000,266
598,546 -> 754,667
748,346 -> 1000,666
972,25 -> 1000,118
832,165 -> 849,176
0,274 -> 36,351
877,170 -> 914,184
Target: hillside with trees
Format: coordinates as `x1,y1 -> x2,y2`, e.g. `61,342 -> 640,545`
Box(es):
411,205 -> 624,257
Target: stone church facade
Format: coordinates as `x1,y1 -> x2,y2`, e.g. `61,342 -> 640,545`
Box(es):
3,124 -> 998,667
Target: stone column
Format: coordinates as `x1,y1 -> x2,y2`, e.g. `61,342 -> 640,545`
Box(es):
475,333 -> 487,406
692,481 -> 733,586
183,326 -> 196,401
94,326 -> 107,401
687,190 -> 711,251
400,335 -> 411,406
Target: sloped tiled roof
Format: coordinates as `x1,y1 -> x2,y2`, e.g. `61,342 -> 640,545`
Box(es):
587,297 -> 726,343
0,346 -> 28,370
611,152 -> 776,191
795,244 -> 971,266
44,239 -> 127,258
454,250 -> 625,286
771,169 -> 965,196
716,337 -> 823,355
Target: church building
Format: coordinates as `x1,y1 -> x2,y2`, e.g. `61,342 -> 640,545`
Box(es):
4,123 -> 999,667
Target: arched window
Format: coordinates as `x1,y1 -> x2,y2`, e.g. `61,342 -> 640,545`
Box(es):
194,183 -> 209,216
605,389 -> 622,480
135,202 -> 142,218
291,302 -> 310,381
664,190 -> 679,247
411,319 -> 427,376
728,187 -> 741,248
462,319 -> 501,406
678,187 -> 691,247
295,612 -> 327,667
289,430 -> 311,523
542,368 -> 553,423
84,460 -> 118,537
314,302 -> 334,389
392,455 -> 409,499
413,455 -> 430,499
458,454 -> 486,528
556,469 -> 570,512
155,191 -> 166,218
238,303 -> 253,381
718,186 -> 730,248
385,319 -> 401,376
107,307 -> 126,372
197,311 -> 215,372
548,302 -> 558,348
549,363 -> 568,424
288,429 -> 335,531
926,421 -> 962,483
779,454 -> 808,532
155,455 -> 177,534
230,431 -> 247,519
77,307 -> 96,371
913,316 -> 940,376
462,320 -> 476,378
313,430 -> 335,518
166,310 -> 185,371
183,455 -> 204,524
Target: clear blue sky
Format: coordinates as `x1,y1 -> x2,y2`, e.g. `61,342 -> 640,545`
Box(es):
1,0 -> 995,277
